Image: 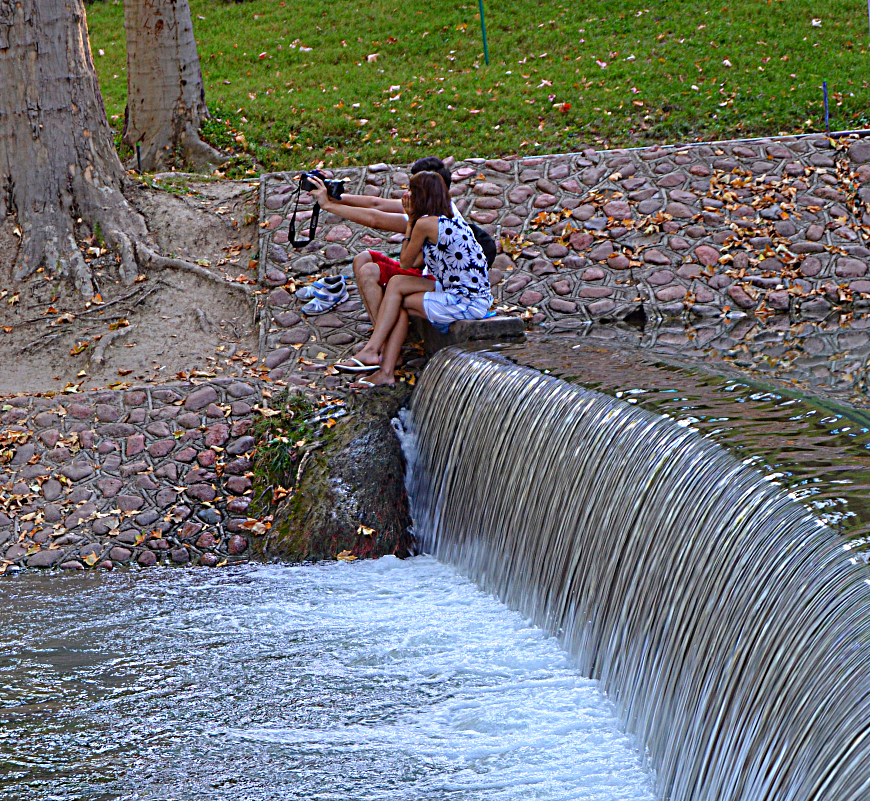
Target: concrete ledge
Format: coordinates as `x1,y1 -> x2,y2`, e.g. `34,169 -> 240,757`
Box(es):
415,316 -> 525,356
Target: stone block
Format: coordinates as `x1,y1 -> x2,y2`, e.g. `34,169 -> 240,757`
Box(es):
413,316 -> 525,356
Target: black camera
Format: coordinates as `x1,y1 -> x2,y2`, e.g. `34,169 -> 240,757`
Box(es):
299,169 -> 345,201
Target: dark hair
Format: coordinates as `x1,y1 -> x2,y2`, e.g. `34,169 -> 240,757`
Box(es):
409,171 -> 451,226
411,156 -> 451,189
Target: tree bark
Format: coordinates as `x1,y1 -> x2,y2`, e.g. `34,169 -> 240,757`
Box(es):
0,0 -> 148,292
122,0 -> 222,172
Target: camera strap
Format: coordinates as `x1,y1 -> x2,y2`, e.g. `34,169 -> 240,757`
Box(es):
287,188 -> 319,248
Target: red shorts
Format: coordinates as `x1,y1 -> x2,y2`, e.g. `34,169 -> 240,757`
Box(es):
368,250 -> 435,288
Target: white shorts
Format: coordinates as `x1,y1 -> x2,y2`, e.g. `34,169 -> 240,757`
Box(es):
423,284 -> 492,333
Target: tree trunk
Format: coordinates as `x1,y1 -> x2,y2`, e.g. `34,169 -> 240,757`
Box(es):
0,0 -> 148,293
122,0 -> 222,172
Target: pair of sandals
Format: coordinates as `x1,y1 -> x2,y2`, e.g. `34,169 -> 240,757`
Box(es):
296,275 -> 349,315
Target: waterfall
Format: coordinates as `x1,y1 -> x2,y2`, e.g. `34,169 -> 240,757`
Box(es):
404,348 -> 870,801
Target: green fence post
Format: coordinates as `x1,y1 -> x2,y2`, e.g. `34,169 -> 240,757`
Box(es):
478,0 -> 490,65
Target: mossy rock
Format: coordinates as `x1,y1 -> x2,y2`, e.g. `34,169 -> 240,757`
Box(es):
254,384 -> 415,562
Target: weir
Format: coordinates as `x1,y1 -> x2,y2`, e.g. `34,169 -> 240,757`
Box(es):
404,348 -> 870,801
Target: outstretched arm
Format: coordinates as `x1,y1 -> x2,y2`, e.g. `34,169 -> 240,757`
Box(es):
308,177 -> 407,233
339,194 -> 405,214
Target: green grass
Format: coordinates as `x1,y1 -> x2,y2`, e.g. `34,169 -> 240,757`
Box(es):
85,0 -> 870,171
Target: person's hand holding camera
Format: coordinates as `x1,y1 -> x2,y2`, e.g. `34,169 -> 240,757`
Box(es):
305,174 -> 332,209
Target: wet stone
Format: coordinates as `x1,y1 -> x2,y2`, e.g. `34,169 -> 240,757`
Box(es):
138,550 -> 157,567
109,546 -> 132,562
169,547 -> 190,564
200,552 -> 219,567
228,535 -> 248,556
6,544 -> 26,560
27,550 -> 63,568
196,531 -> 217,549
694,284 -> 715,303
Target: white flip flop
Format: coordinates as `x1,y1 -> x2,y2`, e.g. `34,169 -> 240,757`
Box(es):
335,357 -> 379,373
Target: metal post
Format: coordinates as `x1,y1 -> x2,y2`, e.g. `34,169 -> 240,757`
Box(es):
823,81 -> 830,135
478,0 -> 490,65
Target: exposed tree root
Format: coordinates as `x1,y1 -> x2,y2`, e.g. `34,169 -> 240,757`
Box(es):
91,325 -> 133,365
138,245 -> 256,297
17,330 -> 69,355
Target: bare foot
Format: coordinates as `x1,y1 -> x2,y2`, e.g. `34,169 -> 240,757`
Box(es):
351,369 -> 395,389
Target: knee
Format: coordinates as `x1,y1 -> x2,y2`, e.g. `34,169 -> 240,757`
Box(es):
353,252 -> 377,282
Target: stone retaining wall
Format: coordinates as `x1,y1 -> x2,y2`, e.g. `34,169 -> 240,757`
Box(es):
257,134 -> 870,392
0,380 -> 263,573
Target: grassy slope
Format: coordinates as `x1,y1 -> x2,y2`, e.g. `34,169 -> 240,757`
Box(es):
86,0 -> 870,171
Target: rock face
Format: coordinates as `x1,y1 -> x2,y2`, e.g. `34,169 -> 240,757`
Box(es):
257,386 -> 414,562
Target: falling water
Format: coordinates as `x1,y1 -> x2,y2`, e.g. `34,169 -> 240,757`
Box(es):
404,348 -> 870,801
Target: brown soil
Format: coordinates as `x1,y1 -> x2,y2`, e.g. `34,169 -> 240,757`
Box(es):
0,176 -> 262,396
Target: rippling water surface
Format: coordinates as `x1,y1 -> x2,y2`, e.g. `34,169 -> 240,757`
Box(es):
0,558 -> 654,801
507,335 -> 870,548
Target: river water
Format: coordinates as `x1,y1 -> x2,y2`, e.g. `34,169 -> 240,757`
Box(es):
1,558 -> 655,801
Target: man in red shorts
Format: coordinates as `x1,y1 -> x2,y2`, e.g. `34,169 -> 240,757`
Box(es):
324,156 -> 463,324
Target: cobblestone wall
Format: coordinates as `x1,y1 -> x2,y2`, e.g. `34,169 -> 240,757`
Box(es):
257,134 -> 870,392
0,380 -> 261,572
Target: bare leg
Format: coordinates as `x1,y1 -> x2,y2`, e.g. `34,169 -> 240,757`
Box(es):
354,277 -> 431,363
353,252 -> 384,324
360,308 -> 409,386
